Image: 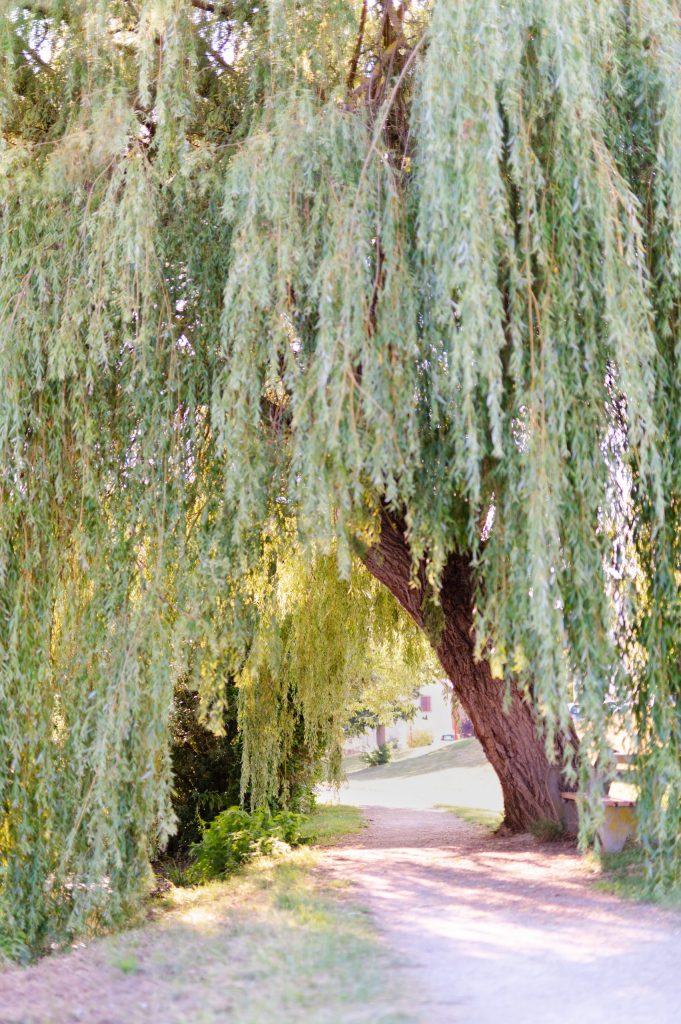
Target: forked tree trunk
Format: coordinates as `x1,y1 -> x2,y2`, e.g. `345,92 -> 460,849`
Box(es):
362,511 -> 571,831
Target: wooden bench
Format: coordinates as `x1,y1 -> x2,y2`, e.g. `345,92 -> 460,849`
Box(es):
561,792 -> 636,853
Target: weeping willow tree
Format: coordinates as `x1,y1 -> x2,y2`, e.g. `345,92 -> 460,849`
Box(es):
168,530 -> 433,852
2,0 -> 681,952
233,530 -> 437,806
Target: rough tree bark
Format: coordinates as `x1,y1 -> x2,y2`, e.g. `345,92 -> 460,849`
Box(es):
362,510 -> 572,831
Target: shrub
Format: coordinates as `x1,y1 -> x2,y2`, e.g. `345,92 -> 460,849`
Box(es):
362,743 -> 393,767
408,729 -> 433,748
189,806 -> 308,882
0,904 -> 29,965
168,682 -> 321,853
168,682 -> 243,853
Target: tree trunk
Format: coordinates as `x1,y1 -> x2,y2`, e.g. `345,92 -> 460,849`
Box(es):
362,511 -> 571,831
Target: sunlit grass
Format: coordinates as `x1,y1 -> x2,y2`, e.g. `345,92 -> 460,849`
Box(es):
347,739 -> 485,781
104,846 -> 415,1024
109,952 -> 140,974
300,804 -> 366,843
3,806 -> 400,1022
436,804 -> 503,830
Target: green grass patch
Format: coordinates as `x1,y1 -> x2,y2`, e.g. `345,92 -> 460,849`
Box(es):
300,804 -> 366,844
436,804 -> 503,830
109,952 -> 140,974
592,846 -> 681,907
349,739 -> 487,781
101,847 -> 415,1024
342,738 -> 486,777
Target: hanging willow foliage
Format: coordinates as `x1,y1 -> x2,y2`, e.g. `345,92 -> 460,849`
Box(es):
233,528 -> 435,808
1,0 -> 681,950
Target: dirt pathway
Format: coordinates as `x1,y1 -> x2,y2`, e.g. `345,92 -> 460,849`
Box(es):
321,806 -> 681,1024
3,803 -> 680,1023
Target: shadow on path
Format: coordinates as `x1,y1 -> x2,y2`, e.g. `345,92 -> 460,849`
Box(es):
321,806 -> 681,1024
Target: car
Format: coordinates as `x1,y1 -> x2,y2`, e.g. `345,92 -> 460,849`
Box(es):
440,733 -> 456,742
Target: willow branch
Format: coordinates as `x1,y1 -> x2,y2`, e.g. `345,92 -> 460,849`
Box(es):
346,0 -> 368,96
190,0 -> 233,14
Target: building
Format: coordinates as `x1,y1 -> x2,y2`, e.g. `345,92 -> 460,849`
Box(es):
343,679 -> 463,755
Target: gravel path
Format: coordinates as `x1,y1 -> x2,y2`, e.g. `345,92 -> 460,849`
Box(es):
321,805 -> 681,1024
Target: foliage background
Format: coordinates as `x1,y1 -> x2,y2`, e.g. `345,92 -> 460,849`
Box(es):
1,0 -> 681,952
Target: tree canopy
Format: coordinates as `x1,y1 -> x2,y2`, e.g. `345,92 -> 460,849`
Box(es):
1,0 -> 681,953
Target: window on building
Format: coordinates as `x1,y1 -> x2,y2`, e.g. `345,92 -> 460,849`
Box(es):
420,695 -> 432,713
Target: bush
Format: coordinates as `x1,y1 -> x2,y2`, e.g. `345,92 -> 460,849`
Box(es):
168,682 -> 242,853
362,743 -> 393,767
408,729 -> 433,748
189,806 -> 308,882
168,681 -> 321,854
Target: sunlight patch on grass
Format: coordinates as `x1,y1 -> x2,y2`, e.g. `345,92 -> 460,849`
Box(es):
347,739 -> 485,781
102,846 -> 415,1024
109,952 -> 139,974
300,804 -> 366,844
436,804 -> 503,830
341,747 -> 420,775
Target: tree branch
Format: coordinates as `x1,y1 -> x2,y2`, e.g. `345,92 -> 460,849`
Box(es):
22,46 -> 53,72
190,0 -> 233,14
346,0 -> 368,96
207,47 -> 237,76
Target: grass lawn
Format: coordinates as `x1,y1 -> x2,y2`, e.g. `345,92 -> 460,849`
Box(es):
592,846 -> 681,907
299,803 -> 366,843
436,803 -> 503,830
345,738 -> 483,781
143,852 -> 414,1023
341,746 -> 429,775
139,803 -> 404,1022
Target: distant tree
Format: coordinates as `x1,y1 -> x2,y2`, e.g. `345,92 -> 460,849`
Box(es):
345,702 -> 415,739
345,694 -> 418,740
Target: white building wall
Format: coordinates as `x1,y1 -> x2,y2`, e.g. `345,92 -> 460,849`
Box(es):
344,679 -> 456,755
412,679 -> 456,743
